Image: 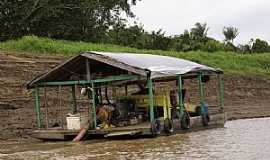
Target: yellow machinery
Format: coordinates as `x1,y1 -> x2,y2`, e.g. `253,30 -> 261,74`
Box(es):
131,92 -> 197,119
130,92 -> 172,119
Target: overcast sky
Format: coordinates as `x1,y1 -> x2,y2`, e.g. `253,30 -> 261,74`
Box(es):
131,0 -> 270,44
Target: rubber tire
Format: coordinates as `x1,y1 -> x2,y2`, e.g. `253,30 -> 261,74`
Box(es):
164,118 -> 174,134
181,111 -> 190,130
201,113 -> 210,126
151,119 -> 161,136
195,106 -> 201,116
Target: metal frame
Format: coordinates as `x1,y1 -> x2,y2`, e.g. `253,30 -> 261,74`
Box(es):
71,85 -> 77,114
34,85 -> 42,128
147,77 -> 155,122
218,74 -> 224,110
33,71 -> 224,130
33,74 -> 141,129
177,75 -> 184,119
91,82 -> 97,129
36,75 -> 141,87
198,73 -> 205,115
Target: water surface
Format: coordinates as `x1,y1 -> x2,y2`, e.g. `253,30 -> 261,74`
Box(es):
1,118 -> 270,160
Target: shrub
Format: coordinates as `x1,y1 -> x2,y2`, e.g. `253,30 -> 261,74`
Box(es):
202,40 -> 224,52
251,39 -> 270,53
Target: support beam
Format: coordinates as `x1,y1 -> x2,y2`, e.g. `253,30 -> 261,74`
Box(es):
92,75 -> 140,83
36,75 -> 141,87
98,87 -> 103,104
71,85 -> 77,114
86,59 -> 91,80
218,74 -> 224,110
177,75 -> 184,118
147,77 -> 155,122
91,82 -> 97,129
125,84 -> 128,96
34,85 -> 42,128
198,73 -> 205,115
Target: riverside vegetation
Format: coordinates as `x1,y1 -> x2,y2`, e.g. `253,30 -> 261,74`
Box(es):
0,36 -> 270,79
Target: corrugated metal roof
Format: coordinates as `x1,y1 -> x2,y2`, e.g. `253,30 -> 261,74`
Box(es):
26,51 -> 223,88
88,51 -> 221,78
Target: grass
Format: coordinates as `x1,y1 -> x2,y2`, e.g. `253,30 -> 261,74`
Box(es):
1,36 -> 270,78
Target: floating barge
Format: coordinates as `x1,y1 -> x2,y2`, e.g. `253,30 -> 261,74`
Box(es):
26,51 -> 225,141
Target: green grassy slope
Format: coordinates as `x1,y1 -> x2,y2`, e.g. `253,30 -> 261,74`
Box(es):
1,36 -> 270,78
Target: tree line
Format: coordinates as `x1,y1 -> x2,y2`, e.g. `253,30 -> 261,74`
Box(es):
1,0 -> 269,54
107,23 -> 270,54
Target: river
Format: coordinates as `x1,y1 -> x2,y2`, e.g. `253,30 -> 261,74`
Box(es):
1,117 -> 270,160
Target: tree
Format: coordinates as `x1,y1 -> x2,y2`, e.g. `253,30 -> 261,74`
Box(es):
190,22 -> 209,42
0,0 -> 139,41
251,38 -> 270,53
149,29 -> 172,50
223,26 -> 239,44
107,24 -> 146,48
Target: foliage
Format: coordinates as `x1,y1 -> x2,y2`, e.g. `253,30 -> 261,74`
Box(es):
107,24 -> 146,48
251,39 -> 270,53
224,42 -> 237,52
0,0 -> 138,42
201,39 -> 224,52
190,23 -> 209,43
0,0 -> 269,55
148,29 -> 172,50
1,36 -> 270,79
223,26 -> 239,44
237,44 -> 251,54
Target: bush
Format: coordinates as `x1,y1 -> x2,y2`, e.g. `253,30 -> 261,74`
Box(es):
202,40 -> 224,52
251,39 -> 270,53
224,42 -> 237,52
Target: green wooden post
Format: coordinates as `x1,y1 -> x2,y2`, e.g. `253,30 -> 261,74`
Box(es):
218,74 -> 224,110
91,82 -> 97,129
147,77 -> 155,122
71,85 -> 77,114
34,85 -> 42,128
177,75 -> 184,118
198,73 -> 205,115
125,84 -> 128,97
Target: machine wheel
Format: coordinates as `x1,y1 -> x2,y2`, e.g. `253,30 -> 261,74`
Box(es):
181,111 -> 190,130
201,113 -> 210,126
164,118 -> 174,134
195,106 -> 201,116
151,119 -> 161,136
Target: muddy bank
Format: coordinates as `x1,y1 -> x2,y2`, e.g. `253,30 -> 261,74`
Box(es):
0,52 -> 270,140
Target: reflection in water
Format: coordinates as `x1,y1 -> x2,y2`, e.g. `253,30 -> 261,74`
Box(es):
1,118 -> 270,160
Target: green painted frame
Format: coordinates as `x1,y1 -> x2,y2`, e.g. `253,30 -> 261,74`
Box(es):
71,85 -> 77,114
36,75 -> 141,87
198,73 -> 205,115
91,82 -> 97,129
218,74 -> 224,110
147,77 -> 155,122
33,74 -> 141,129
177,75 -> 184,119
34,85 -> 42,128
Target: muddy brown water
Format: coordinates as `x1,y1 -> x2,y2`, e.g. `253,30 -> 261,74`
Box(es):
1,118 -> 270,160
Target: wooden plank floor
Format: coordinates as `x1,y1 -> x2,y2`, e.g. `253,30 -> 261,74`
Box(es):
30,112 -> 226,140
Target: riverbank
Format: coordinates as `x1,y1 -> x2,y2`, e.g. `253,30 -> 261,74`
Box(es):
1,36 -> 270,79
0,51 -> 270,141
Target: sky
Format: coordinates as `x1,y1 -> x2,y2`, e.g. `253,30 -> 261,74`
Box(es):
131,0 -> 270,44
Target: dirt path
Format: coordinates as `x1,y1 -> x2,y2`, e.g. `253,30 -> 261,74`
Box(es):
0,51 -> 270,140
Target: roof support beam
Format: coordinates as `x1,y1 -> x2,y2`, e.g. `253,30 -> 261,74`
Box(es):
36,75 -> 141,87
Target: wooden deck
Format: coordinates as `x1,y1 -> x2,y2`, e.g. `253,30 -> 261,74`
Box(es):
30,112 -> 226,140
